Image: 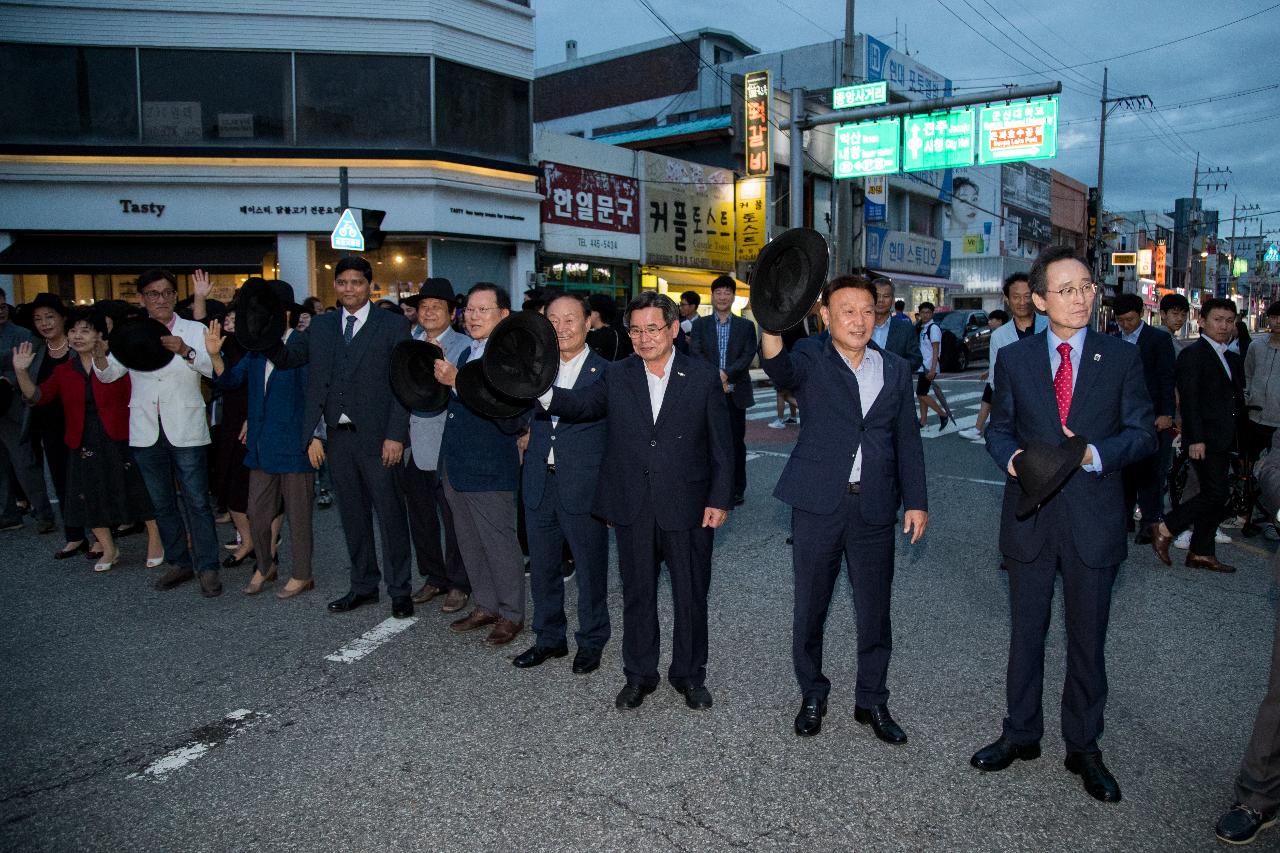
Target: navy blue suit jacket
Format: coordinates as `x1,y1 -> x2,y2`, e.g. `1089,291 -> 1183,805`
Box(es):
986,329 -> 1156,567
762,338 -> 927,523
689,313 -> 758,409
1132,323 -> 1176,419
439,347 -> 526,493
546,351 -> 733,530
215,345 -> 311,474
522,349 -> 609,514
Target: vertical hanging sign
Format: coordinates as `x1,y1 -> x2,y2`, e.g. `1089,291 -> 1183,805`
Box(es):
743,70 -> 772,177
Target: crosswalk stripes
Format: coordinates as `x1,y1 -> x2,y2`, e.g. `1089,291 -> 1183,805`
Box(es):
746,379 -> 988,440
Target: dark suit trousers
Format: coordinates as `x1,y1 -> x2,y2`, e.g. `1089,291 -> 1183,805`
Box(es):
247,469 -> 314,581
326,430 -> 412,597
442,477 -> 524,624
1164,450 -> 1230,556
1003,501 -> 1118,753
527,472 -> 610,650
613,501 -> 713,689
1235,563 -> 1280,813
1122,430 -> 1169,525
397,464 -> 468,593
792,493 -> 896,706
726,393 -> 747,497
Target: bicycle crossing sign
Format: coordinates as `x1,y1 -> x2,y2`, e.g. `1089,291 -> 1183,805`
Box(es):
330,208 -> 364,251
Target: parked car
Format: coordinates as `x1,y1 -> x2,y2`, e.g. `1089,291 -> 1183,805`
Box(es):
933,308 -> 992,371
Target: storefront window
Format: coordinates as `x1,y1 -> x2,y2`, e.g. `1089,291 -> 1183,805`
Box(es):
312,239 -> 428,309
10,271 -> 257,306
540,258 -> 634,302
139,49 -> 291,145
0,43 -> 138,143
296,53 -> 430,147
434,59 -> 530,162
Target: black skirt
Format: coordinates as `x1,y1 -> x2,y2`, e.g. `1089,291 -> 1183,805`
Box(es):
63,373 -> 154,529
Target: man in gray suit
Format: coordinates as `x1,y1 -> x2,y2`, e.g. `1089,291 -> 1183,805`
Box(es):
1216,432 -> 1280,844
871,276 -> 923,381
690,275 -> 757,506
301,256 -> 414,619
399,278 -> 471,612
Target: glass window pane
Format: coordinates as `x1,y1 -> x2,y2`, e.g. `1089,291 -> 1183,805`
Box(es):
0,44 -> 137,142
313,239 -> 428,308
139,49 -> 289,145
434,59 -> 529,162
296,54 -> 429,147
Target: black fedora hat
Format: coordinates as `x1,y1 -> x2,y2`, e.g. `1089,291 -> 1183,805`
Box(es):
402,277 -> 456,308
389,339 -> 449,413
455,360 -> 527,419
1013,435 -> 1088,519
108,316 -> 175,372
234,278 -> 286,352
482,310 -> 559,400
749,228 -> 830,334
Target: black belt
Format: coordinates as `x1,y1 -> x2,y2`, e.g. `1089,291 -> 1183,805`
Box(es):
546,464 -> 557,474
847,482 -> 861,494
333,422 -> 356,432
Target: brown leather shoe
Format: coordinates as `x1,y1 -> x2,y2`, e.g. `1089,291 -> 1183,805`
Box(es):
412,582 -> 446,604
449,609 -> 497,633
1149,524 -> 1174,566
242,568 -> 278,596
276,578 -> 315,599
198,570 -> 223,598
485,618 -> 523,646
154,565 -> 195,590
1187,553 -> 1236,573
440,589 -> 469,614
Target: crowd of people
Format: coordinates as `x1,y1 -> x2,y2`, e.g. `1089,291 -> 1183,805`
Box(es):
5,242 -> 1280,845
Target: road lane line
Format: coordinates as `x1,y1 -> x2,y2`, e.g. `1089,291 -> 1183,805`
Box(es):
324,617 -> 419,664
128,709 -> 266,781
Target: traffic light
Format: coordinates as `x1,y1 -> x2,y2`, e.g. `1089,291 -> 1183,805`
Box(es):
359,208 -> 386,251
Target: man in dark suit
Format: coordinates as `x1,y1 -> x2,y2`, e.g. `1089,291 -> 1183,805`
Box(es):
870,276 -> 923,379
301,256 -> 414,619
1152,297 -> 1245,572
690,275 -> 757,506
1111,292 -> 1177,544
513,294 -> 611,673
761,275 -> 928,742
432,283 -> 528,646
541,291 -> 733,711
974,245 -> 1156,803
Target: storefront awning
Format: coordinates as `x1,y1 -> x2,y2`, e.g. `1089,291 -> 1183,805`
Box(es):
0,235 -> 274,274
870,269 -> 963,290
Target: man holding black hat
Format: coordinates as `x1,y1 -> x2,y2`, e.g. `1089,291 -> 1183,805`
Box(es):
300,256 -> 415,619
973,245 -> 1155,803
400,278 -> 471,611
690,275 -> 757,506
432,283 -> 528,646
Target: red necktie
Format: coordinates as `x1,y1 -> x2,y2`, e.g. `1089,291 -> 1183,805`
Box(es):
1054,341 -> 1073,424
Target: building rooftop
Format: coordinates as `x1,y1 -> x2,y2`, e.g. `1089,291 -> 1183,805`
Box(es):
537,28 -> 759,76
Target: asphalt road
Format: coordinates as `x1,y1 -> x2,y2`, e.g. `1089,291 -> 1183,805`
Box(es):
2,373 -> 1277,853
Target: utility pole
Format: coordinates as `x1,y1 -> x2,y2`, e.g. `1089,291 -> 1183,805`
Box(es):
1182,155 -> 1231,296
834,0 -> 859,275
1094,67 -> 1151,288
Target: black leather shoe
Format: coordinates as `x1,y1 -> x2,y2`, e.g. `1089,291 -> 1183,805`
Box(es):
513,644 -> 568,668
1216,803 -> 1277,845
970,735 -> 1041,771
390,596 -> 414,619
1064,751 -> 1122,803
674,683 -> 713,710
854,703 -> 907,744
794,697 -> 828,737
327,590 -> 379,613
615,683 -> 656,710
222,549 -> 255,568
571,648 -> 602,674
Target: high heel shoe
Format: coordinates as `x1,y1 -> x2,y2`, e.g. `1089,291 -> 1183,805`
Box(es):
53,541 -> 88,560
242,568 -> 278,595
93,552 -> 120,573
222,549 -> 255,568
276,578 -> 315,599
146,555 -> 165,568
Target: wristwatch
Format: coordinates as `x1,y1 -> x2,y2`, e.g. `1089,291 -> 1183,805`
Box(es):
184,347 -> 197,362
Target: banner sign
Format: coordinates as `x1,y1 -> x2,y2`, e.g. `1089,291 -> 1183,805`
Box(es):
743,70 -> 771,177
1138,248 -> 1153,276
833,81 -> 888,110
833,118 -> 900,179
1155,242 -> 1167,285
642,154 -> 735,270
864,175 -> 887,221
735,178 -> 767,263
902,109 -> 975,172
978,97 -> 1059,164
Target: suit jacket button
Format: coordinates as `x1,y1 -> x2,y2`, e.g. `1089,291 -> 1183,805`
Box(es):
650,439 -> 657,447
448,413 -> 454,419
642,468 -> 649,475
550,435 -> 555,441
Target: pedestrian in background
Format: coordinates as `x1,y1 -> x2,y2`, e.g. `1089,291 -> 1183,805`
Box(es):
0,287 -> 56,535
914,302 -> 949,431
586,294 -> 633,362
960,273 -> 1045,442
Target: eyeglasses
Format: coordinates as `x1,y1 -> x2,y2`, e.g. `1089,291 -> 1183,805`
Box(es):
140,289 -> 175,300
627,324 -> 672,339
1045,282 -> 1098,300
463,306 -> 501,316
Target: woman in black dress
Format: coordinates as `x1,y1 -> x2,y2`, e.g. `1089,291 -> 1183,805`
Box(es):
11,309 -> 155,571
208,307 -> 256,567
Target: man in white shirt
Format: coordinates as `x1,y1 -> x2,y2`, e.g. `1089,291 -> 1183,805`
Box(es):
915,302 -> 949,430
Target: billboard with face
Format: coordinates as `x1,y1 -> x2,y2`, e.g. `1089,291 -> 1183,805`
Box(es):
945,166 -> 1001,258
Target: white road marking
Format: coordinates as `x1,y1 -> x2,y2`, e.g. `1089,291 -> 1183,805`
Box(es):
936,391 -> 983,404
129,709 -> 266,781
324,617 -> 419,664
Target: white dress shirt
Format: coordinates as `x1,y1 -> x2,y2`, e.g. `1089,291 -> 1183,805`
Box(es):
837,347 -> 883,483
547,346 -> 591,464
1207,337 -> 1234,378
644,350 -> 676,423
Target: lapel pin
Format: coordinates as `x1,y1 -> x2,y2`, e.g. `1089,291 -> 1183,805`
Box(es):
590,367 -> 597,373
1093,353 -> 1102,362
677,371 -> 685,377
